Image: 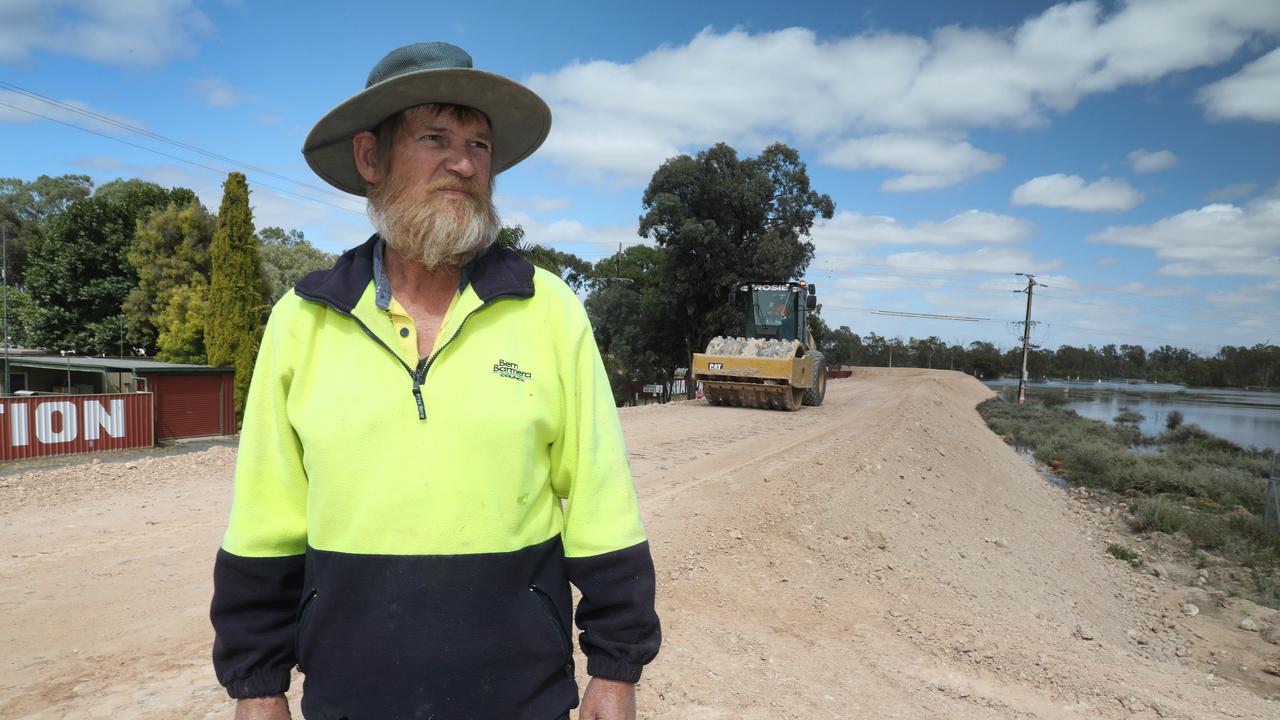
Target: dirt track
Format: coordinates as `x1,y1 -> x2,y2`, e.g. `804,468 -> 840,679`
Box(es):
2,368 -> 1277,719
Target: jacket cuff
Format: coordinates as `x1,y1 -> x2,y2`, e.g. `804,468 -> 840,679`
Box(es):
224,668 -> 292,699
586,654 -> 643,683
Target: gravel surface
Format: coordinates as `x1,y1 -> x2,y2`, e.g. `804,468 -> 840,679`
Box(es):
1,368 -> 1277,719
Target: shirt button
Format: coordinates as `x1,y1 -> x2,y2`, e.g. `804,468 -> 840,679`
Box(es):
400,327 -> 410,337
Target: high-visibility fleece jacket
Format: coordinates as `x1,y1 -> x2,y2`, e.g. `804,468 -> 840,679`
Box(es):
210,235 -> 660,720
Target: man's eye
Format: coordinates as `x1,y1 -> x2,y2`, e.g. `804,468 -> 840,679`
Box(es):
469,140 -> 491,152
421,134 -> 445,143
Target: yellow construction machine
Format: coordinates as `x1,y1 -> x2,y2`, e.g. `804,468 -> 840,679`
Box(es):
692,281 -> 827,411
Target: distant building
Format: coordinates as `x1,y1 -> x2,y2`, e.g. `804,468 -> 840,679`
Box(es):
2,352 -> 235,461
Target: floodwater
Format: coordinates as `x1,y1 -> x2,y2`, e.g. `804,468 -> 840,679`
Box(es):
984,379 -> 1280,452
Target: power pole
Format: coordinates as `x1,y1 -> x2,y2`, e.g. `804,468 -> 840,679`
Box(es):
2,226 -> 7,396
1013,273 -> 1044,405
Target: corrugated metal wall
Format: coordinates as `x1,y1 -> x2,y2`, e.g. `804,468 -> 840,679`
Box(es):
142,373 -> 235,439
1,393 -> 154,461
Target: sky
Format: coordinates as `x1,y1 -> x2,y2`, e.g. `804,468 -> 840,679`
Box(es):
1,0 -> 1278,356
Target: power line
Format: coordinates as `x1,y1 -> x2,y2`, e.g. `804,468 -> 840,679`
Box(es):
815,258 -> 1256,318
1032,288 -> 1259,328
807,266 -> 1262,329
0,100 -> 363,217
870,309 -> 987,322
824,259 -> 1025,278
0,80 -> 354,205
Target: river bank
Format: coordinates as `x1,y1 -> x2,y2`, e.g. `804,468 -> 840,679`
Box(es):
983,379 -> 1280,452
978,397 -> 1279,609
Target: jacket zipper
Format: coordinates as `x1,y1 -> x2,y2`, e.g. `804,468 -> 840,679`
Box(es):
408,301 -> 494,418
296,290 -> 521,422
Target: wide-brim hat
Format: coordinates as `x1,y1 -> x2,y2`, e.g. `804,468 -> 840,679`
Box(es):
302,42 -> 552,196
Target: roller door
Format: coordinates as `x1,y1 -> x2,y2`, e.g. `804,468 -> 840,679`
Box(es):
153,374 -> 225,439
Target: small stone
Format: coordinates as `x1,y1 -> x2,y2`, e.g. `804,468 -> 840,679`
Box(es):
1181,603 -> 1200,617
1239,617 -> 1260,632
994,538 -> 1008,549
1075,624 -> 1095,641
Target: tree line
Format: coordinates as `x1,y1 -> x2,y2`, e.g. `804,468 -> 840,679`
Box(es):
815,328 -> 1279,389
1,172 -> 335,417
6,141 -> 1273,423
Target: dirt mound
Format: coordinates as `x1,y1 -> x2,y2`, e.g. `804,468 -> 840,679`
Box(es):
1,369 -> 1275,718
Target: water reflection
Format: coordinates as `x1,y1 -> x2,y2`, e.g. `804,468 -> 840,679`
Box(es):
984,380 -> 1280,452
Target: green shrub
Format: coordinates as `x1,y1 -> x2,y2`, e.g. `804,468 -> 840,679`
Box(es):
1114,406 -> 1145,424
1106,543 -> 1143,567
1158,424 -> 1242,453
1165,410 -> 1184,430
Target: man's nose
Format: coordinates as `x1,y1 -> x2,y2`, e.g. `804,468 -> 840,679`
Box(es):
444,147 -> 477,178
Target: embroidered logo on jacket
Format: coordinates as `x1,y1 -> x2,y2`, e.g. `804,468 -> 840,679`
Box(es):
493,359 -> 533,382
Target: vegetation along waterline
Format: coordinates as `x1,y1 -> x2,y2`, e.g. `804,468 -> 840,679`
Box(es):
978,397 -> 1280,608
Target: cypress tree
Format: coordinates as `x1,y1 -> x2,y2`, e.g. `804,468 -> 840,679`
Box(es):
124,199 -> 214,355
206,172 -> 266,423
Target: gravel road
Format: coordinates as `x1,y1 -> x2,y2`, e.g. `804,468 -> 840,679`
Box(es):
1,368 -> 1276,719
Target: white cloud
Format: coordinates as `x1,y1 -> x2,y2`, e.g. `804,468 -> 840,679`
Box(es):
880,247 -> 1062,276
1204,182 -> 1258,201
0,0 -> 212,66
1127,148 -> 1179,173
1011,174 -> 1144,212
494,193 -> 574,214
1089,194 -> 1280,277
525,2 -> 1280,182
499,209 -> 641,260
1199,47 -> 1280,122
1207,281 -> 1280,306
811,210 -> 1034,270
189,76 -> 249,108
822,134 -> 1005,191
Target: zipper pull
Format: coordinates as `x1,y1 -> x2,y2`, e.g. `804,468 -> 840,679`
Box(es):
411,384 -> 426,420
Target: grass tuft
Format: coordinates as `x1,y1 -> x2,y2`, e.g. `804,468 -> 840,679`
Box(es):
1106,543 -> 1144,567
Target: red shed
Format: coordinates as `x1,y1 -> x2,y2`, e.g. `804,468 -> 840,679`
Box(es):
5,355 -> 235,441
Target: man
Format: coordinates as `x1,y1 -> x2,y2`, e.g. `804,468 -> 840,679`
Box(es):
210,42 -> 660,720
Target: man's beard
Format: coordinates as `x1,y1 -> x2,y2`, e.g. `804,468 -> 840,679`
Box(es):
367,173 -> 500,270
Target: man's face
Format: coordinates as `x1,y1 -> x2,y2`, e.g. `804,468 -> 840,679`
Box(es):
384,105 -> 493,199
363,105 -> 500,270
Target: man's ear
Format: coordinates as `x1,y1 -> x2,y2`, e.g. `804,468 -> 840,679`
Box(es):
353,131 -> 381,185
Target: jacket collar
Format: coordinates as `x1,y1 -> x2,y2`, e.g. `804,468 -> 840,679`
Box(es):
294,234 -> 536,313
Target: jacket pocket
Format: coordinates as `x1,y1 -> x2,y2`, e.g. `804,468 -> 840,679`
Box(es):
294,587 -> 318,672
529,584 -> 573,678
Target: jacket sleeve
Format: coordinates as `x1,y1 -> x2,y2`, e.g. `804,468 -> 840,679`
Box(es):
210,298 -> 310,698
549,290 -> 661,683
